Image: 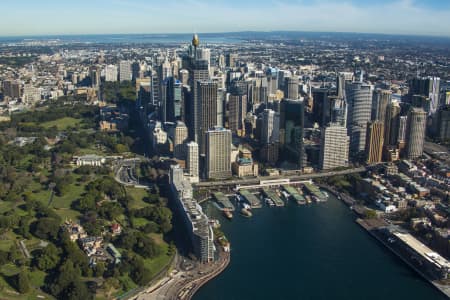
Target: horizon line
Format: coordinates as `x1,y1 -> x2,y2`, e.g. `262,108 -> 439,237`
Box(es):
1,30 -> 450,39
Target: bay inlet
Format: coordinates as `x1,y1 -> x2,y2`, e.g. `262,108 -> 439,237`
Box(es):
194,193 -> 447,300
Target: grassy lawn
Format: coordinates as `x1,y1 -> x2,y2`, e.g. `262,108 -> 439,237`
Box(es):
126,187 -> 149,209
41,117 -> 82,130
0,231 -> 19,252
131,217 -> 149,228
0,265 -> 54,300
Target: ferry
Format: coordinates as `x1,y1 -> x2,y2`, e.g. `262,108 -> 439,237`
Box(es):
281,191 -> 290,201
240,208 -> 252,217
305,195 -> 312,204
223,210 -> 233,220
265,198 -> 275,207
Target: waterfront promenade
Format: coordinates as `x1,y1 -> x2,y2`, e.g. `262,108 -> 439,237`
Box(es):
132,249 -> 230,300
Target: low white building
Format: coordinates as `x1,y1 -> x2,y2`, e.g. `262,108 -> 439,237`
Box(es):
75,155 -> 105,167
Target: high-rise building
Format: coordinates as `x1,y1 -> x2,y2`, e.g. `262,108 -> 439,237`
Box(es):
312,88 -> 331,126
397,116 -> 408,144
284,77 -> 299,100
163,77 -> 183,122
319,124 -> 349,170
346,82 -> 372,155
281,99 -> 305,168
226,53 -> 238,68
384,101 -> 401,147
2,80 -> 22,99
22,84 -> 41,104
197,81 -> 218,154
186,141 -> 199,182
90,66 -> 101,88
188,60 -> 209,142
406,108 -> 427,159
409,76 -> 440,115
261,109 -> 280,144
372,89 -> 391,122
365,121 -> 384,164
228,83 -> 247,136
179,69 -> 189,85
206,127 -> 232,179
119,60 -> 132,82
436,105 -> 450,141
105,65 -> 118,82
174,122 -> 188,160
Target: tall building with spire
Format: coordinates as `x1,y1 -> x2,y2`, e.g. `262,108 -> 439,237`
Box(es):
186,34 -> 210,143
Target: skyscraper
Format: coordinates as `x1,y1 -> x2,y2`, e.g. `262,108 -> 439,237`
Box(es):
174,122 -> 188,160
206,127 -> 232,179
397,116 -> 408,144
188,60 -> 209,142
436,105 -> 450,141
319,124 -> 349,170
372,89 -> 391,122
197,81 -> 218,155
384,101 -> 401,147
90,66 -> 100,88
284,77 -> 299,100
346,82 -> 372,155
119,60 -> 132,82
228,83 -> 247,136
365,121 -> 384,164
406,108 -> 427,160
261,109 -> 280,144
186,141 -> 199,182
409,76 -> 440,115
312,88 -> 331,126
163,77 -> 183,122
281,99 -> 305,168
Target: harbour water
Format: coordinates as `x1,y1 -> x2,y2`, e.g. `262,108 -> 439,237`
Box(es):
194,193 -> 447,300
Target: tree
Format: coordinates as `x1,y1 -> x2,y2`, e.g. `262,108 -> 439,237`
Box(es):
36,244 -> 60,271
15,270 -> 30,293
32,218 -> 60,241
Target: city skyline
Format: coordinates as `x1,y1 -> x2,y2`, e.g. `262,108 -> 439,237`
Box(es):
1,0 -> 450,37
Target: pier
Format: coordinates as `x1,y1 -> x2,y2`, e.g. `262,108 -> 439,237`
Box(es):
262,188 -> 285,207
282,185 -> 306,205
239,190 -> 262,208
212,192 -> 235,211
303,182 -> 326,201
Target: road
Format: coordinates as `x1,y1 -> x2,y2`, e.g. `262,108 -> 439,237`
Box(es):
132,251 -> 230,300
194,166 -> 369,189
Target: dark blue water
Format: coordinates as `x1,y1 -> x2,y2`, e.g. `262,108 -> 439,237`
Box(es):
195,195 -> 447,300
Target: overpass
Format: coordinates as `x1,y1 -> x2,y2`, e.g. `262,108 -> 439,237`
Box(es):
194,166 -> 368,189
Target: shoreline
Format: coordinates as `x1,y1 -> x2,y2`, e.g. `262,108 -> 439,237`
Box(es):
319,184 -> 450,299
356,219 -> 450,299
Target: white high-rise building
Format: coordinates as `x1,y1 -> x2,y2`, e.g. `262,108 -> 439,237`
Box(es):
119,60 -> 132,82
261,109 -> 280,144
186,141 -> 199,183
206,127 -> 232,179
105,65 -> 118,82
346,82 -> 373,155
320,124 -> 350,170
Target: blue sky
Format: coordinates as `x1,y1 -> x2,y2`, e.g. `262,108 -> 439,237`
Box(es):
1,0 -> 450,36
